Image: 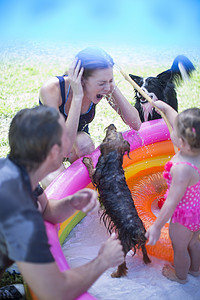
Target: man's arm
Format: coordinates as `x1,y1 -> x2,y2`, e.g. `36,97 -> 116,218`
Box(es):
17,233 -> 124,300
39,188 -> 99,224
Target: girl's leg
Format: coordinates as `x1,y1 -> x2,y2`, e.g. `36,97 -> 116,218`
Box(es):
163,222 -> 192,283
68,132 -> 95,164
188,229 -> 200,276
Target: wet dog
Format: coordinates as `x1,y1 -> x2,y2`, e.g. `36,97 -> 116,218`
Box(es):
129,55 -> 195,122
82,124 -> 151,277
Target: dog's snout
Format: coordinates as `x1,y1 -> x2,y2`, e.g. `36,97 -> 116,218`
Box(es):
107,124 -> 116,130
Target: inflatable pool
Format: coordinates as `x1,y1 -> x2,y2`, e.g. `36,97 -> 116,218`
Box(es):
27,119 -> 175,299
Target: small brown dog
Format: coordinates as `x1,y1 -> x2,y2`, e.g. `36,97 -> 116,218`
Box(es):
83,124 -> 151,278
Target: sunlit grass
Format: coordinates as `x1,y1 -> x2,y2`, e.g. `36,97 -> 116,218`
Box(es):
0,44 -> 199,157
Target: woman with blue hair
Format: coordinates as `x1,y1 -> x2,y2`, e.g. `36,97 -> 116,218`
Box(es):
39,47 -> 141,168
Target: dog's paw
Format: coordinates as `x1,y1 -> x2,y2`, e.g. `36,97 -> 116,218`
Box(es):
143,255 -> 151,264
82,157 -> 93,167
111,262 -> 128,278
111,269 -> 127,278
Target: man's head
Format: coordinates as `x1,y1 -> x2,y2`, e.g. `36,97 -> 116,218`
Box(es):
9,105 -> 66,172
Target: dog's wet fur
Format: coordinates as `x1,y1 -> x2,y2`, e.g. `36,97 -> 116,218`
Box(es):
83,124 -> 151,277
129,55 -> 195,122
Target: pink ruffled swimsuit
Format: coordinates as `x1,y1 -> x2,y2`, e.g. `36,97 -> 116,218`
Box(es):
163,161 -> 200,232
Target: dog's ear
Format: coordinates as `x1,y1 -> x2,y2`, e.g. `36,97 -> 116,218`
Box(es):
157,70 -> 172,86
122,140 -> 130,156
100,142 -> 109,155
129,74 -> 143,86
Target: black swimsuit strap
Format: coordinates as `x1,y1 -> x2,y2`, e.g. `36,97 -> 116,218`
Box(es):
56,76 -> 66,107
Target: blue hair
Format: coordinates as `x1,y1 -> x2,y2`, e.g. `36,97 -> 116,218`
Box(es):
75,47 -> 114,78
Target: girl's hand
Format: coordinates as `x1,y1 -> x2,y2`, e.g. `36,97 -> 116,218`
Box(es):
153,100 -> 169,115
68,59 -> 84,100
145,225 -> 161,245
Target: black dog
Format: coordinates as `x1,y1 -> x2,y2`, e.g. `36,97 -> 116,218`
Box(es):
129,55 -> 195,122
82,124 -> 151,278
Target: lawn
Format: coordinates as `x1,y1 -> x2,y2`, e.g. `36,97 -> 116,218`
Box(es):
0,42 -> 200,157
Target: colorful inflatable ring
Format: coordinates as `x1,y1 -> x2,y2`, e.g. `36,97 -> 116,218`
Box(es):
27,119 -> 174,299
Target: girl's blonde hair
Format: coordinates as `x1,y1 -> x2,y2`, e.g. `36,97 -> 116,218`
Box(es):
177,108 -> 200,149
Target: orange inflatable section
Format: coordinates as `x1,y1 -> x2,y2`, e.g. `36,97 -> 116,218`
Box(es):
127,168 -> 173,262
124,140 -> 175,262
123,140 -> 174,168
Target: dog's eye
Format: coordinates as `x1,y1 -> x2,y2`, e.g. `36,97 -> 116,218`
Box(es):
149,93 -> 157,100
136,92 -> 141,98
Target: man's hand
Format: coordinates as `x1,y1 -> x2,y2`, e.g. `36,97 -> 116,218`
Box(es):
98,233 -> 124,268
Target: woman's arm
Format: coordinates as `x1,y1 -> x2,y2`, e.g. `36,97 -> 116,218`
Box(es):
39,60 -> 84,155
107,86 -> 141,131
63,60 -> 84,149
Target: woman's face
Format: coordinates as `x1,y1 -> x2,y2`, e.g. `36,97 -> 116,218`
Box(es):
83,68 -> 114,104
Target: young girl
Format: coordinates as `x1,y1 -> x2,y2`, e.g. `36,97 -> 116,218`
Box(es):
145,101 -> 200,284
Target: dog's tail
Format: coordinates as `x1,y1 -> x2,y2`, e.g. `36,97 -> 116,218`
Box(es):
170,55 -> 195,85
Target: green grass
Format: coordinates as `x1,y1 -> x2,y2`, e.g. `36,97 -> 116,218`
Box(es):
0,272 -> 23,288
0,44 -> 200,157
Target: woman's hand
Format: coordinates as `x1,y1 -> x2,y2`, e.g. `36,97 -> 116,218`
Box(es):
68,59 -> 84,100
105,81 -> 116,100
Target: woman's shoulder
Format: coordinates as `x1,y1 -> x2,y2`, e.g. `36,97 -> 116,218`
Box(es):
41,76 -> 70,95
39,77 -> 64,106
40,77 -> 60,92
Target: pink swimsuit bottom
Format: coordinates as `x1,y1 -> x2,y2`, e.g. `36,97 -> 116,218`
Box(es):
163,161 -> 200,232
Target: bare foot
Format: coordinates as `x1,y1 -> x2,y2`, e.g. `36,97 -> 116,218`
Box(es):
162,264 -> 188,284
188,269 -> 200,277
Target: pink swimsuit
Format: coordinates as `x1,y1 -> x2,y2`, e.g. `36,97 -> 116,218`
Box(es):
163,161 -> 200,232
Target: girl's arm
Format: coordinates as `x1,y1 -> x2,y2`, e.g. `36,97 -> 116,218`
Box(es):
107,86 -> 141,131
145,164 -> 190,245
153,100 -> 178,128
